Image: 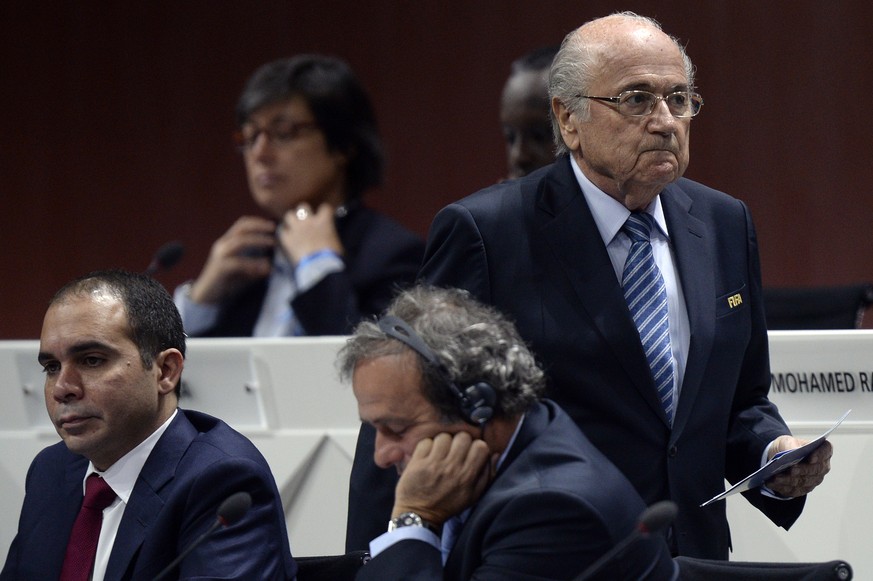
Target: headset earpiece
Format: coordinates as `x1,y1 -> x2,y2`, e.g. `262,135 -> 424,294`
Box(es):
377,315 -> 496,425
460,382 -> 496,425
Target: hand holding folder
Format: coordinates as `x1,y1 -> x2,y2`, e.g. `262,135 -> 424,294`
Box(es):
701,409 -> 848,507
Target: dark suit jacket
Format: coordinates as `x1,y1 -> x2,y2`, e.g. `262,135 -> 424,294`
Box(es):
357,401 -> 677,581
1,409 -> 296,580
195,203 -> 425,337
415,156 -> 804,558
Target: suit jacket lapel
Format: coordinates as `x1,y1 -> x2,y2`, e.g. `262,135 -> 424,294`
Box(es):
43,456 -> 91,577
444,402 -> 551,576
104,411 -> 197,579
661,182 -> 714,437
494,401 -> 548,479
537,159 -> 667,422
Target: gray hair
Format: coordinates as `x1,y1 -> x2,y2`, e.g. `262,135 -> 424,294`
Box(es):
549,11 -> 696,156
338,286 -> 545,421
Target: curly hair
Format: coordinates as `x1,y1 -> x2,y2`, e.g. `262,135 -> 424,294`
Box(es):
338,285 -> 545,422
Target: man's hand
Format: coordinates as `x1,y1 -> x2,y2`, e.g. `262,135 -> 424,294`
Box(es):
189,216 -> 276,304
765,436 -> 833,497
392,431 -> 494,527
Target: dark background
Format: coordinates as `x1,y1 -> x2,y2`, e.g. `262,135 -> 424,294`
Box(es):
3,2 -> 872,338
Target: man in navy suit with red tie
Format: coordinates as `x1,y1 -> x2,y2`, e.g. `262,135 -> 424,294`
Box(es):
1,270 -> 295,580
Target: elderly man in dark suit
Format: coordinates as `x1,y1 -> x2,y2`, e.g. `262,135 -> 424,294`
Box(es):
419,11 -> 834,559
347,11 -> 833,560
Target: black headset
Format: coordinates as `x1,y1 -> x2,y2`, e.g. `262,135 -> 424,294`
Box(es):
377,315 -> 497,426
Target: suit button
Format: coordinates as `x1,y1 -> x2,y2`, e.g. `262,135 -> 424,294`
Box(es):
668,445 -> 678,458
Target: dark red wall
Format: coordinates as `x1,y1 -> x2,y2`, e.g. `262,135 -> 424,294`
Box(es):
3,2 -> 872,338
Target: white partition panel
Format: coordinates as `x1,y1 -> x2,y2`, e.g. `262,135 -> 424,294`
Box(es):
727,331 -> 873,578
0,337 -> 359,561
1,333 -> 871,574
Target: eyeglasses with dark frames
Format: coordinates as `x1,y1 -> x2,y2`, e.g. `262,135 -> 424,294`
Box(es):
233,120 -> 320,152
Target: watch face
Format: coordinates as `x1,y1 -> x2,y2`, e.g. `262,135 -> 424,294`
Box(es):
389,511 -> 423,531
388,511 -> 441,535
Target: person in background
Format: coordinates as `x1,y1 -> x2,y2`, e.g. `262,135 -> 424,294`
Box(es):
175,55 -> 424,337
340,285 -> 677,580
500,45 -> 559,179
1,270 -> 295,580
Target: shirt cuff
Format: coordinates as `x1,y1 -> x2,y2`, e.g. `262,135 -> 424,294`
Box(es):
294,249 -> 344,293
173,282 -> 220,336
759,438 -> 791,501
368,526 -> 440,558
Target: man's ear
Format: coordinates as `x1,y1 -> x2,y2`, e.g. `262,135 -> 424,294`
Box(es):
155,348 -> 184,396
552,97 -> 581,152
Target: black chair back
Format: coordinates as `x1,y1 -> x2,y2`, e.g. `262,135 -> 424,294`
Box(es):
763,283 -> 873,330
675,556 -> 852,580
295,551 -> 370,581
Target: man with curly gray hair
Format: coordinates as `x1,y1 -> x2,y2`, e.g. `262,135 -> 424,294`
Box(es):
340,285 -> 676,580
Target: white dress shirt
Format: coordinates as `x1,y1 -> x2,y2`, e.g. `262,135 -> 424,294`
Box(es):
86,409 -> 177,581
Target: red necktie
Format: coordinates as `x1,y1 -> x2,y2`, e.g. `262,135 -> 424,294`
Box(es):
59,474 -> 117,581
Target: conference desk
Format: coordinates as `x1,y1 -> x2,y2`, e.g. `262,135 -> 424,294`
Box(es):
0,332 -> 870,575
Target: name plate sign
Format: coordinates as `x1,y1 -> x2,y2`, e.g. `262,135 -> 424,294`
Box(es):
768,330 -> 873,424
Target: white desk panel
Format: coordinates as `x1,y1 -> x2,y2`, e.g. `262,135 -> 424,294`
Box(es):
1,333 -> 871,573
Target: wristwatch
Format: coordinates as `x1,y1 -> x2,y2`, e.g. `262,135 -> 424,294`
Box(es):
388,512 -> 441,535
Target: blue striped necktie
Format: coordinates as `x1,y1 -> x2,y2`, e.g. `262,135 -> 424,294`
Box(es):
622,212 -> 675,424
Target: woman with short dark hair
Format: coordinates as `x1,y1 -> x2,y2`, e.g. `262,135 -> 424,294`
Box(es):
175,55 -> 424,337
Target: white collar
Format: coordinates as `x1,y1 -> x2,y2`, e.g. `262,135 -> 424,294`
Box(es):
83,409 -> 178,504
568,156 -> 670,245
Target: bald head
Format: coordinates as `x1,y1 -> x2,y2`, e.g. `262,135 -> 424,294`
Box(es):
549,12 -> 694,156
548,11 -> 698,209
